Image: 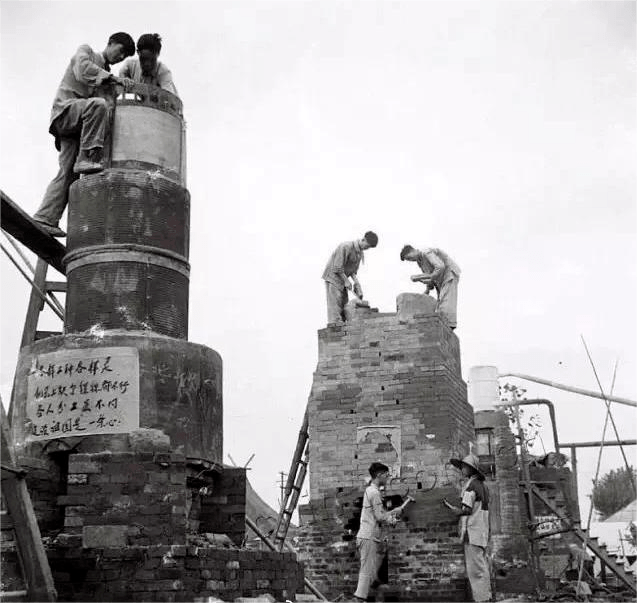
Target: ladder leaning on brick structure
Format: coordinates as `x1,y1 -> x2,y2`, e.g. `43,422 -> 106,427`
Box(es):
1,190 -> 67,348
14,256 -> 66,347
529,483 -> 636,594
1,403 -> 57,602
273,409 -> 309,551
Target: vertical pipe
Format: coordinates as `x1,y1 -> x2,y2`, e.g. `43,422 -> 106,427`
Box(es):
570,446 -> 578,511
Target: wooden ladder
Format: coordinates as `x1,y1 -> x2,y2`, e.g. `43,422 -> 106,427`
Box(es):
530,484 -> 636,593
1,403 -> 57,602
19,257 -> 65,348
273,409 -> 309,551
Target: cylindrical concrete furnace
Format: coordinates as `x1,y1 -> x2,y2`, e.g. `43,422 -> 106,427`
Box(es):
10,84 -> 222,466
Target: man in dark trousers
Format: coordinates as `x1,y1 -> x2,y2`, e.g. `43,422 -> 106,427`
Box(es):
33,33 -> 136,237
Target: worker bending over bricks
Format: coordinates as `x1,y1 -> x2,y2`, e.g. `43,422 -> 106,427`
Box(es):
322,231 -> 378,325
443,453 -> 492,602
400,244 -> 461,329
353,462 -> 413,602
33,33 -> 136,237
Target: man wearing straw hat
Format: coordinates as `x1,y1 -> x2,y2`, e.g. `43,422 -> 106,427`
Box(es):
443,453 -> 492,602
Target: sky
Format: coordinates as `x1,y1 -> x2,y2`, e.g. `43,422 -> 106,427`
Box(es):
1,0 -> 636,522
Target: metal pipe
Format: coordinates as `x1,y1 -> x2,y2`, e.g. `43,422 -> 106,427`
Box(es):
245,516 -> 327,601
560,439 -> 636,448
494,398 -> 560,453
498,372 -> 637,408
514,404 -> 542,595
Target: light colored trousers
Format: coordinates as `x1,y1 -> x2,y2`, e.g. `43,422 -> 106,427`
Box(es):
354,538 -> 385,600
465,543 -> 491,602
34,97 -> 108,227
325,281 -> 348,324
437,275 -> 459,328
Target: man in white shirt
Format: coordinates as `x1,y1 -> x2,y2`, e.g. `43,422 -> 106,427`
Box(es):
400,244 -> 461,329
354,462 -> 412,602
119,33 -> 178,96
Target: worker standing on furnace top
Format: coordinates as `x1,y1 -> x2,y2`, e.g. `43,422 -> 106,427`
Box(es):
322,231 -> 378,325
119,33 -> 178,96
400,244 -> 461,329
33,33 -> 136,237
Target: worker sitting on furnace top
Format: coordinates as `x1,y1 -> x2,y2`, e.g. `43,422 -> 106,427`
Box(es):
119,34 -> 178,96
33,33 -> 136,238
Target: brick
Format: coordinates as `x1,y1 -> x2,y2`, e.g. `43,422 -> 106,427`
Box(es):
82,525 -> 127,548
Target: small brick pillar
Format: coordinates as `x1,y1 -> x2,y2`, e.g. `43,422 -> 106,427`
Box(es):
296,294 -> 474,601
475,410 -> 529,562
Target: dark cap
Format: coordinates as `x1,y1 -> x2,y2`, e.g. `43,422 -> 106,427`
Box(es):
369,461 -> 389,477
400,244 -> 415,261
364,231 -> 379,248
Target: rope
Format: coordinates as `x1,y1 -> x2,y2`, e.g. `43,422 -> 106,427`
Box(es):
576,355 -> 629,592
581,337 -> 635,491
577,360 -> 617,593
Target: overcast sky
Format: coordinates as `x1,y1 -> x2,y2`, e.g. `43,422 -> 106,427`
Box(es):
1,1 -> 635,520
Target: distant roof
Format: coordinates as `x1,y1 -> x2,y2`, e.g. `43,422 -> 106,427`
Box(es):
603,498 -> 637,523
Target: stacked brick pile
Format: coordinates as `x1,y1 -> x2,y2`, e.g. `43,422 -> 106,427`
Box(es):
297,296 -> 475,601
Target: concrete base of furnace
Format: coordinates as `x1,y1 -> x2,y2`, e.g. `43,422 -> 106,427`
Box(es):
10,331 -> 222,462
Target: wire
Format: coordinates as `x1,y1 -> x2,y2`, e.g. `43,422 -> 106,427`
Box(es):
581,337 -> 635,491
576,354 -> 632,592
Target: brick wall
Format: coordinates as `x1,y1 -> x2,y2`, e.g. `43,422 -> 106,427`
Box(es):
56,451 -> 188,545
2,543 -> 304,602
476,409 -> 580,590
200,467 -> 247,546
2,451 -> 305,601
297,304 -> 475,600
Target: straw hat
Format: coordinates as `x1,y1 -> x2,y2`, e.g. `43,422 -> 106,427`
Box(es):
450,453 -> 485,479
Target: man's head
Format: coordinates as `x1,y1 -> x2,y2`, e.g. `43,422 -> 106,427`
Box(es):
400,244 -> 419,262
105,32 -> 135,64
360,231 -> 379,250
369,461 -> 390,485
450,453 -> 485,480
137,33 -> 163,75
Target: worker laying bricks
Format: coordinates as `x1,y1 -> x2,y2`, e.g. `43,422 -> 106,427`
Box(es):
443,453 -> 492,602
33,33 -> 136,237
353,462 -> 413,602
322,231 -> 378,325
400,244 -> 461,329
119,33 -> 178,96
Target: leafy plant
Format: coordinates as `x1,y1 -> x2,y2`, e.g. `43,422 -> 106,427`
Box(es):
591,466 -> 637,520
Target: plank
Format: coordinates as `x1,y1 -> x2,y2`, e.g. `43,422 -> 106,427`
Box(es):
1,404 -> 57,602
0,190 -> 66,275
